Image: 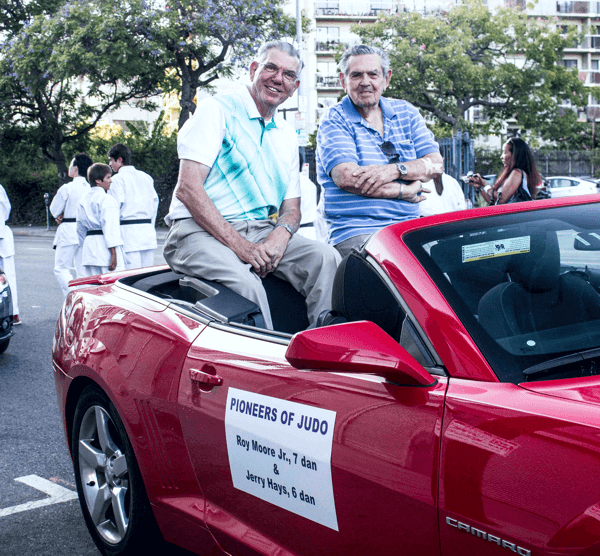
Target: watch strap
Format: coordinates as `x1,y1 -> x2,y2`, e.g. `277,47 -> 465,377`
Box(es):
275,223 -> 294,237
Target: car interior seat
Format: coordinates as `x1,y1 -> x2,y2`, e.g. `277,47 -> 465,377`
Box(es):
316,252 -> 405,341
478,231 -> 600,339
430,238 -> 510,316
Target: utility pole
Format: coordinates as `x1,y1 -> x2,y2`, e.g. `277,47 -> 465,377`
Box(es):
296,0 -> 307,147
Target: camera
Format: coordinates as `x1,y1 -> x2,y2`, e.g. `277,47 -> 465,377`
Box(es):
460,171 -> 474,184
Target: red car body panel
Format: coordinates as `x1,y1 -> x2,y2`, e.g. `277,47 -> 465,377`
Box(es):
52,197 -> 600,555
177,326 -> 446,556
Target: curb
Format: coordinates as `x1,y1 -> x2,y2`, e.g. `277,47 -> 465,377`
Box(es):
11,227 -> 169,241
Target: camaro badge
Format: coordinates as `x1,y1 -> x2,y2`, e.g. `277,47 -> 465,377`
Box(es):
446,517 -> 531,555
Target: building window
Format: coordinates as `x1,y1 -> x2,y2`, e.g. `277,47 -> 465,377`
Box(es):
559,59 -> 578,68
315,1 -> 339,15
316,61 -> 341,88
317,27 -> 340,51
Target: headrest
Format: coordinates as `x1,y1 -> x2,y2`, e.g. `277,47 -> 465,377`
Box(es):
508,231 -> 560,293
430,227 -> 549,277
332,253 -> 403,339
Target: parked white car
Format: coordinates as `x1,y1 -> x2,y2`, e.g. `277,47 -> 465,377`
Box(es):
543,176 -> 599,198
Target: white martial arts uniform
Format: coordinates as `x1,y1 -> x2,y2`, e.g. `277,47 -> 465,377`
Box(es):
419,174 -> 467,217
297,173 -> 318,241
50,176 -> 90,296
0,185 -> 18,316
76,187 -> 125,276
108,165 -> 158,270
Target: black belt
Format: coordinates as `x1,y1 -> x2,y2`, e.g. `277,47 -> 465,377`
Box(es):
299,223 -> 314,228
120,219 -> 151,225
62,218 -> 76,223
86,230 -> 103,236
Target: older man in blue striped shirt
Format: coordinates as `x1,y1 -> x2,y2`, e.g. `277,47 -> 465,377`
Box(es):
317,45 -> 443,257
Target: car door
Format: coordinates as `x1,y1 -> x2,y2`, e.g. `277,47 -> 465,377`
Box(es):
548,178 -> 570,198
439,378 -> 600,556
177,324 -> 446,556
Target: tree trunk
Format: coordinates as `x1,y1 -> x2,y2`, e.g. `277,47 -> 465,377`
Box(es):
51,142 -> 69,186
178,72 -> 197,130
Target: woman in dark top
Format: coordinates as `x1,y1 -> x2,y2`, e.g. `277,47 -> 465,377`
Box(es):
470,138 -> 541,205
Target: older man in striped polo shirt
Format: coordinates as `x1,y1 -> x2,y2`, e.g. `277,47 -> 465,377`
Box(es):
317,44 -> 444,258
163,41 -> 340,330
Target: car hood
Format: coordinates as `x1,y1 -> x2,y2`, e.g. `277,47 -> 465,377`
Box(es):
520,376 -> 600,406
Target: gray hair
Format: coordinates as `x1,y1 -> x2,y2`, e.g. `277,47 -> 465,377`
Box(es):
257,41 -> 304,76
339,44 -> 390,75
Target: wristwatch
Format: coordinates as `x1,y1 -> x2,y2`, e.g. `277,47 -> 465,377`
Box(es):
275,223 -> 294,237
396,163 -> 408,178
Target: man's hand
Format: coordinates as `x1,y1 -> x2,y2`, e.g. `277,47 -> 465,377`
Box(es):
351,164 -> 398,195
400,181 -> 431,203
55,213 -> 64,225
234,226 -> 290,278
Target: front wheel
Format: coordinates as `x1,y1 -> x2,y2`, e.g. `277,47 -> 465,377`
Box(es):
71,385 -> 162,556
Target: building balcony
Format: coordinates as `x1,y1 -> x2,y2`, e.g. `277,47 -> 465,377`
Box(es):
574,35 -> 600,49
316,40 -> 346,52
556,1 -> 600,14
584,70 -> 600,84
315,39 -> 362,53
315,5 -> 390,18
316,75 -> 343,89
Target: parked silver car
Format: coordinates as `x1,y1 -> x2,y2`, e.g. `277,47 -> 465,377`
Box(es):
543,176 -> 599,198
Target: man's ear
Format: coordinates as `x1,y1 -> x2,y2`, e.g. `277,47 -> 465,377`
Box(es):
339,72 -> 347,91
249,61 -> 259,81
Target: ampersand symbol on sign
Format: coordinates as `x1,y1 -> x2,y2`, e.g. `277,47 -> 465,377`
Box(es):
273,464 -> 279,475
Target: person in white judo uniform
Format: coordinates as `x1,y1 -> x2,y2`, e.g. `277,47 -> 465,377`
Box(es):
50,153 -> 92,296
0,184 -> 19,324
108,143 -> 158,270
77,163 -> 125,276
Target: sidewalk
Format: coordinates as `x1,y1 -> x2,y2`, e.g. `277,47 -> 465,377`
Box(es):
11,226 -> 170,242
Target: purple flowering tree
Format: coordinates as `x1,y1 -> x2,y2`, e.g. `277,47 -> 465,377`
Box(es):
150,0 -> 297,128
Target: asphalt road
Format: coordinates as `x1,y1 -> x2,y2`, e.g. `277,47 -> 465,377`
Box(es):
0,231 -> 193,555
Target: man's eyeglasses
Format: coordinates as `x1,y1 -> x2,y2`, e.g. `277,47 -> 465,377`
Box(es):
380,141 -> 399,162
259,62 -> 299,84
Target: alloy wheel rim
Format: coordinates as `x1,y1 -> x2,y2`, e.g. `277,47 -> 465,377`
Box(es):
78,405 -> 130,545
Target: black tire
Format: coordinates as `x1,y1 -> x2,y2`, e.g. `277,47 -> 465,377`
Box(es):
71,385 -> 163,556
0,338 -> 9,354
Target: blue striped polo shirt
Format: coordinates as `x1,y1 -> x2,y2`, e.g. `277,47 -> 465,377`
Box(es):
316,95 -> 440,245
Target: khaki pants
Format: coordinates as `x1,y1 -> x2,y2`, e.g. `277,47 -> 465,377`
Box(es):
163,218 -> 341,330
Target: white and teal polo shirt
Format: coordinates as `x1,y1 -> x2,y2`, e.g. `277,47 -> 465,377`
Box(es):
166,86 -> 300,225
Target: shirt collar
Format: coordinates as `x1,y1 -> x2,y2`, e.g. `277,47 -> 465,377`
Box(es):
241,85 -> 279,130
341,94 -> 396,124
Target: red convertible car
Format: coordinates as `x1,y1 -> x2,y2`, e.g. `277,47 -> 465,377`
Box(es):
53,195 -> 600,556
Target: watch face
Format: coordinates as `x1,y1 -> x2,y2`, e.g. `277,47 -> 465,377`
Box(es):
398,163 -> 408,175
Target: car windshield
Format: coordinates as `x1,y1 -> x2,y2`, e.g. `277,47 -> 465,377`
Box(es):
406,202 -> 600,383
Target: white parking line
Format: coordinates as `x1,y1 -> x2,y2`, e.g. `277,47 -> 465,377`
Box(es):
0,475 -> 78,518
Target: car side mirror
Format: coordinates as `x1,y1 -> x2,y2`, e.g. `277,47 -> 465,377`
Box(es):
285,321 -> 437,387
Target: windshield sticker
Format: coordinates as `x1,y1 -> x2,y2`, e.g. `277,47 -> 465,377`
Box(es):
225,388 -> 338,531
462,236 -> 530,263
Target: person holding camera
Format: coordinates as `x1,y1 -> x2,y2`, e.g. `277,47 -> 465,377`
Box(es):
469,138 -> 540,205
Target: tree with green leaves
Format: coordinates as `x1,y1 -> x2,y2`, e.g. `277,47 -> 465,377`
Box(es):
0,0 -> 172,184
352,0 -> 587,141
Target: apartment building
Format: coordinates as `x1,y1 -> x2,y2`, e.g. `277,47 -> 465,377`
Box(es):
109,0 -> 600,142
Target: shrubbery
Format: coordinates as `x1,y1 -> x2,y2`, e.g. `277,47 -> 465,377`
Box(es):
0,116 -> 178,226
